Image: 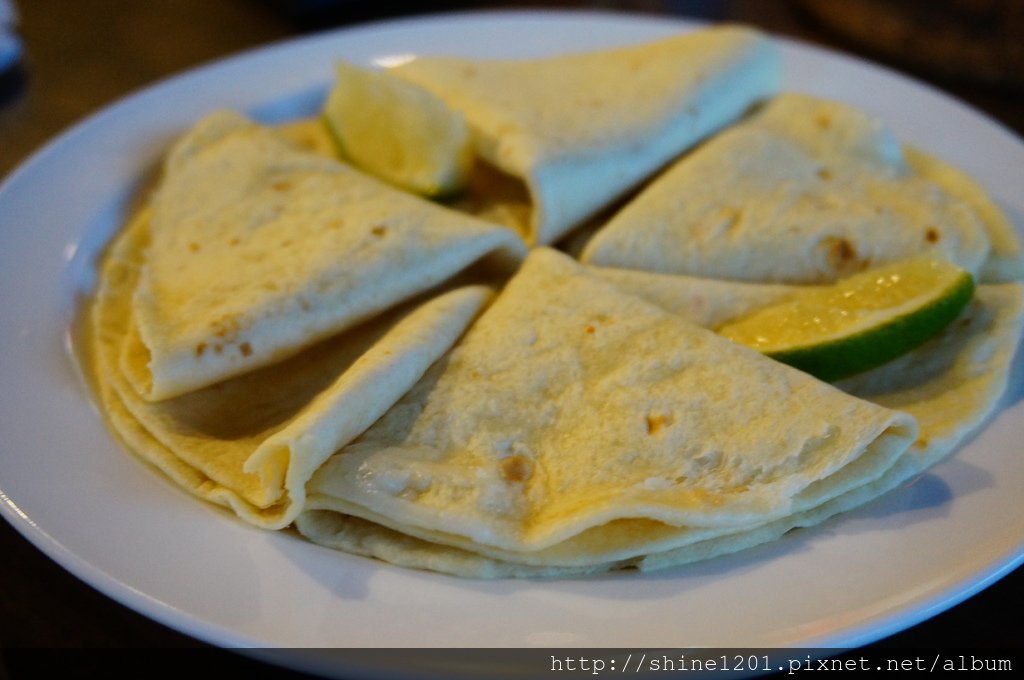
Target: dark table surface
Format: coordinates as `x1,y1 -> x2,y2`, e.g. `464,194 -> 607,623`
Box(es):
1,0 -> 1021,673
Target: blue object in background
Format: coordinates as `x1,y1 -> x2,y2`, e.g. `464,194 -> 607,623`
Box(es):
0,0 -> 19,72
0,0 -> 22,104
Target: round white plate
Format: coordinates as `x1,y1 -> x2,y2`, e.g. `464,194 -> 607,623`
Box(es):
1,9 -> 1022,664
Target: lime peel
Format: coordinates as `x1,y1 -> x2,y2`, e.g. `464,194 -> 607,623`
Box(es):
717,257 -> 976,382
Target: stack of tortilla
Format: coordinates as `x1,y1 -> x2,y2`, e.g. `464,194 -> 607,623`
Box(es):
89,27 -> 1024,578
294,249 -> 1022,577
91,110 -> 526,528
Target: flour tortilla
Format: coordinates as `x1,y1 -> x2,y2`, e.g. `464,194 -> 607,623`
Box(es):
643,282 -> 1024,570
393,26 -> 780,246
91,208 -> 495,529
904,146 -> 1024,283
581,93 -> 1014,284
590,262 -> 1024,462
596,265 -> 1024,571
297,249 -> 916,573
298,263 -> 1022,577
128,110 -> 526,401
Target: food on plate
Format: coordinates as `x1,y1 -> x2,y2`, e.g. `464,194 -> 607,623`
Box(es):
580,94 -> 1021,284
125,110 -> 525,400
390,25 -> 780,245
904,146 -> 1024,283
323,61 -> 473,196
295,249 -> 918,576
577,262 -> 1024,574
83,26 -> 1024,578
586,263 -> 1024,470
88,111 -> 527,527
93,208 -> 498,529
836,283 -> 1024,468
716,256 -> 975,381
295,264 -> 1023,578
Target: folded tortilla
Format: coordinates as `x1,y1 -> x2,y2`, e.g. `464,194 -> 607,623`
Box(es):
128,110 -> 526,401
581,93 -> 1022,284
392,26 -> 780,246
91,203 -> 497,529
590,264 -> 1024,467
297,249 -> 917,574
904,146 -> 1024,283
623,273 -> 1024,571
298,260 -> 1022,577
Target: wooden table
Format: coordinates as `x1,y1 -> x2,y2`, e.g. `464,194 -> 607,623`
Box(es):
2,0 -> 1021,671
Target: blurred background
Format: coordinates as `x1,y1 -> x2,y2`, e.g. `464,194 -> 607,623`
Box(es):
3,0 -> 1024,180
1,0 -> 1021,672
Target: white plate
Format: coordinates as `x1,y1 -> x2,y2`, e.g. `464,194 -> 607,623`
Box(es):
1,9 -> 1023,662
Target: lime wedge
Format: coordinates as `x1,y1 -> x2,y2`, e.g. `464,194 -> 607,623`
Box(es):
323,61 -> 473,197
717,257 -> 975,381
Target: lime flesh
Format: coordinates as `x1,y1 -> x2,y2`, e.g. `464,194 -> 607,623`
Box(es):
323,62 -> 472,197
717,257 -> 975,381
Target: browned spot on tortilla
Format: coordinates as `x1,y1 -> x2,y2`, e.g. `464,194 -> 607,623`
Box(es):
214,344 -> 223,354
327,218 -> 344,230
823,236 -> 860,273
584,325 -> 596,334
913,438 -> 929,449
194,342 -> 207,357
239,342 -> 253,357
271,180 -> 292,192
500,455 -> 534,483
817,167 -> 833,181
646,414 -> 672,435
371,225 -> 388,237
925,227 -> 941,243
188,242 -> 201,253
228,237 -> 240,246
816,113 -> 832,129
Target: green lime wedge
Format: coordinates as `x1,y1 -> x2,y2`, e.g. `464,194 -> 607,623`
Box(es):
717,257 -> 975,381
323,61 -> 473,197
